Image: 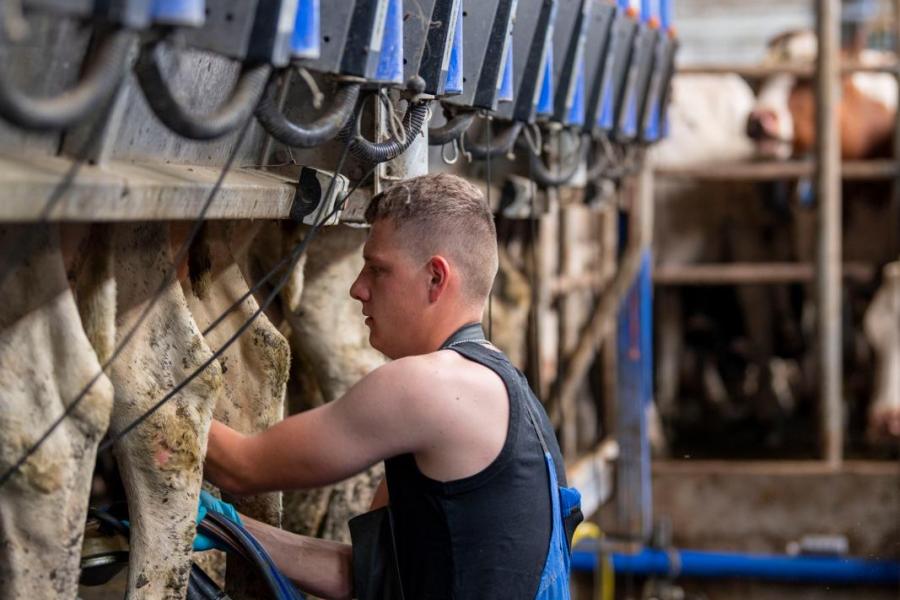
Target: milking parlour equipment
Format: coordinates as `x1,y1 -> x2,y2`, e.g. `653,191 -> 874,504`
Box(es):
0,2 -> 687,596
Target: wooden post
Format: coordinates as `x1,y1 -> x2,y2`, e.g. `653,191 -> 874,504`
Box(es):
816,0 -> 843,467
892,0 -> 900,258
558,202 -> 578,460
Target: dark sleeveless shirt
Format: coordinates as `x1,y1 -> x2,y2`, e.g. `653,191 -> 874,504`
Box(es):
383,326 -> 568,599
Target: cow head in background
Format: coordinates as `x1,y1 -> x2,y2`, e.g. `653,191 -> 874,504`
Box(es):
746,29 -> 897,160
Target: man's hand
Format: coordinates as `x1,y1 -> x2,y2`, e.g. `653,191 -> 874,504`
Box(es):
193,490 -> 242,552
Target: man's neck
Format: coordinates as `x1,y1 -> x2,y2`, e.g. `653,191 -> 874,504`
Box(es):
424,313 -> 484,354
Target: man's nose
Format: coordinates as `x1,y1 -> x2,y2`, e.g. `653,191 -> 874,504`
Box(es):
350,273 -> 368,302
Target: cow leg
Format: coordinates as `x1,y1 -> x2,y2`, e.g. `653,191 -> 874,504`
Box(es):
180,221 -> 290,597
283,226 -> 386,542
864,261 -> 900,442
0,225 -> 114,599
107,223 -> 223,599
656,288 -> 682,422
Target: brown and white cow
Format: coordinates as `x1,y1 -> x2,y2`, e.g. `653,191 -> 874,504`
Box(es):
747,29 -> 900,442
747,29 -> 897,161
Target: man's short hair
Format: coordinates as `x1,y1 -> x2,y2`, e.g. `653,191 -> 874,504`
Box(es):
365,173 -> 498,303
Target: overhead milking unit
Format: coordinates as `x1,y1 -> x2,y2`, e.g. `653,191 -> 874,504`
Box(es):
432,0 -> 517,146
0,0 -> 160,131
461,0 -> 559,159
639,0 -> 677,142
134,0 -> 300,140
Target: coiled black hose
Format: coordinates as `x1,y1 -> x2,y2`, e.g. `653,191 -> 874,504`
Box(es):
255,72 -> 360,148
135,38 -> 271,140
187,566 -> 230,600
200,512 -> 305,600
338,95 -> 429,164
528,135 -> 587,187
463,121 -> 523,159
428,110 -> 475,146
0,29 -> 135,131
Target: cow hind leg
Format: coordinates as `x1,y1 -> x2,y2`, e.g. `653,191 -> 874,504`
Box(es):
106,223 -> 223,599
181,220 -> 289,597
283,226 -> 386,541
0,225 -> 114,599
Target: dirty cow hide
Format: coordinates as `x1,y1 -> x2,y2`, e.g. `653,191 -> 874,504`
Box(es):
0,225 -> 114,599
180,220 -> 290,598
486,244 -> 532,370
100,223 -> 223,599
864,261 -> 900,441
279,226 -> 387,542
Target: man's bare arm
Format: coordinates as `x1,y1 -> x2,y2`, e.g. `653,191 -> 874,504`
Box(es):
242,515 -> 353,600
204,357 -> 436,495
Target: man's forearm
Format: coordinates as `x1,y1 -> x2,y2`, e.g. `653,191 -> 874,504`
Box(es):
204,420 -> 256,495
243,516 -> 354,600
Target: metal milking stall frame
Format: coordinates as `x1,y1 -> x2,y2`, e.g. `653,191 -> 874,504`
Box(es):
566,0 -> 900,594
0,0 -> 686,594
653,0 -> 900,468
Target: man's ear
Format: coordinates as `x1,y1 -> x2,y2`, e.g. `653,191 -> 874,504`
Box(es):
427,255 -> 451,303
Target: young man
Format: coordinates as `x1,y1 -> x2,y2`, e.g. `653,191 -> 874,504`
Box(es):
202,173 -> 580,599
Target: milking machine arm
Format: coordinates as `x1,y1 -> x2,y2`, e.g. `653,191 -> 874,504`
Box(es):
428,107 -> 477,146
527,132 -> 588,188
463,119 -> 524,159
134,36 -> 272,141
255,71 -> 362,148
337,78 -> 431,165
0,5 -> 137,131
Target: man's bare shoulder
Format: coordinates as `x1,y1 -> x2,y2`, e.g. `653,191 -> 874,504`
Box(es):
365,348 -> 494,391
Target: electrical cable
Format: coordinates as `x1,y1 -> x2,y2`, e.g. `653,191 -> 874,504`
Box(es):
527,147 -> 543,398
98,116 -> 378,452
0,115 -> 255,490
134,36 -> 271,141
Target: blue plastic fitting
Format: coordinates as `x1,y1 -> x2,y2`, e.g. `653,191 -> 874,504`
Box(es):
536,44 -> 554,116
660,0 -> 672,31
498,42 -> 514,103
444,2 -> 464,95
566,56 -> 586,126
374,0 -> 404,84
291,0 -> 320,59
151,0 -> 205,27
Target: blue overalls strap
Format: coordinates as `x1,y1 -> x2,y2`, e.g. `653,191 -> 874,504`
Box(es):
522,399 -> 578,600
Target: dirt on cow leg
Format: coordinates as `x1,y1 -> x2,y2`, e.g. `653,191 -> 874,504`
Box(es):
179,220 -> 290,598
104,223 -> 223,599
0,225 -> 114,599
282,226 -> 387,542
